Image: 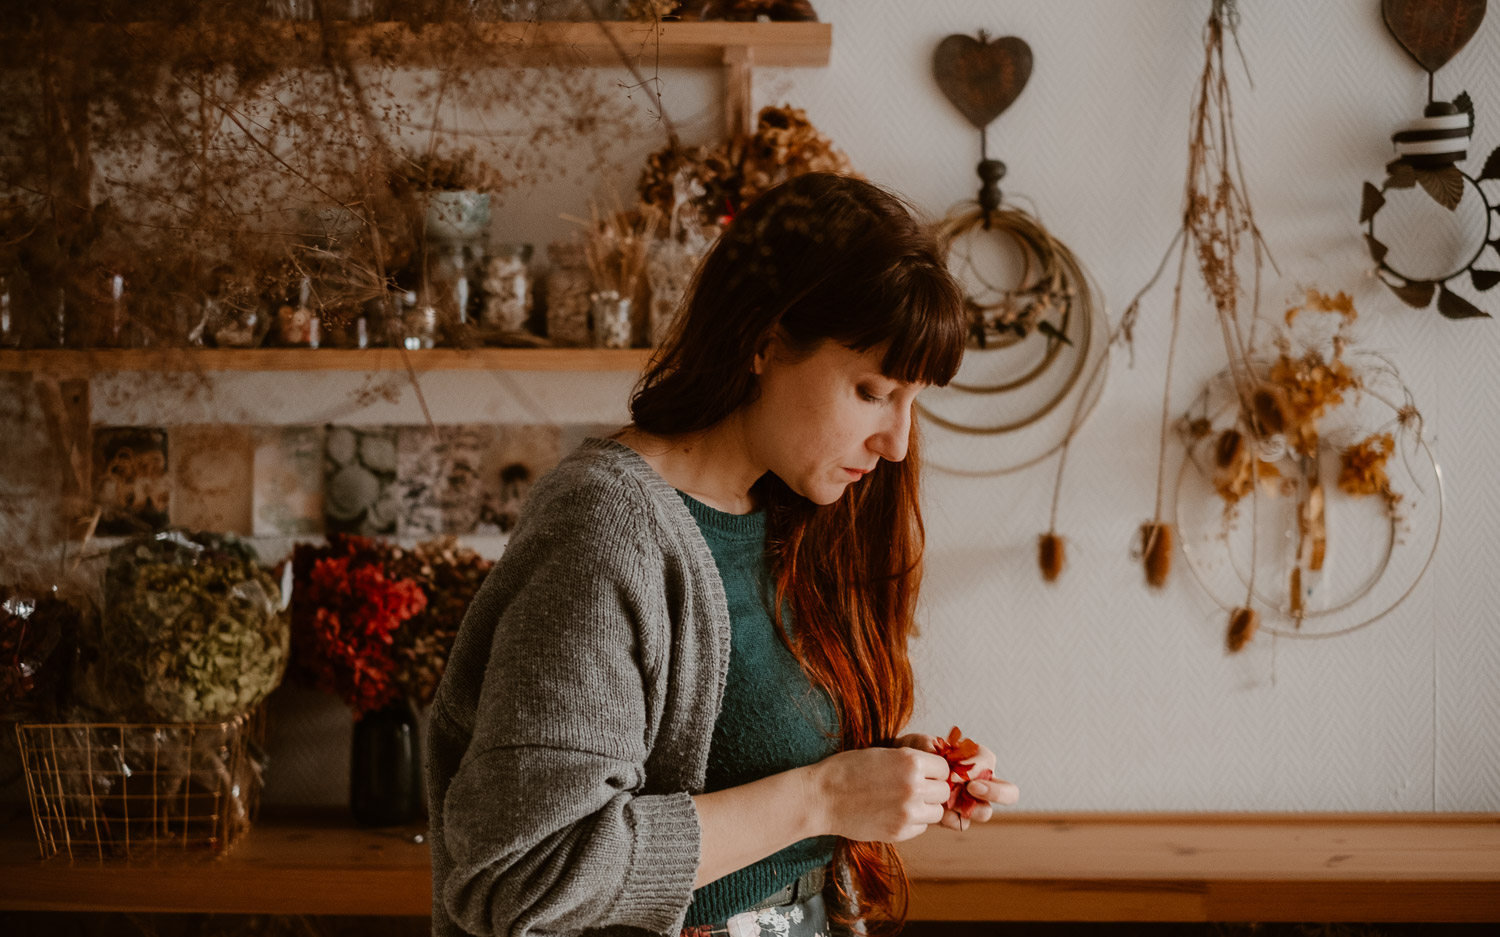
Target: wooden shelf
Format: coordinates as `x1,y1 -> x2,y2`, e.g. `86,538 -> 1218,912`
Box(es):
0,348 -> 654,374
31,20 -> 832,69
1,812 -> 1496,922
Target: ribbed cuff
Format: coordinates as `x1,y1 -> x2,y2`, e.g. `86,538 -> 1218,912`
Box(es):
607,791 -> 703,933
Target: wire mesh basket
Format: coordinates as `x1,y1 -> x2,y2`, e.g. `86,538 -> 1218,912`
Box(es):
15,707 -> 267,860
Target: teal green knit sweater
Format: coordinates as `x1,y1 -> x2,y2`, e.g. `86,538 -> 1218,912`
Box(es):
676,491 -> 841,925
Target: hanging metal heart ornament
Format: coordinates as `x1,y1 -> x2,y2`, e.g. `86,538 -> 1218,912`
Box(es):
1361,0 -> 1499,319
932,32 -> 1033,132
1382,0 -> 1487,74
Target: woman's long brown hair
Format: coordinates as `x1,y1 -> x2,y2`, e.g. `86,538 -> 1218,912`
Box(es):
628,172 -> 967,933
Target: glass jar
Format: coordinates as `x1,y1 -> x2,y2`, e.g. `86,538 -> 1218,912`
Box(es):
545,240 -> 592,347
480,243 -> 534,335
276,278 -> 321,348
427,240 -> 486,329
403,297 -> 439,351
590,290 -> 633,349
0,276 -> 17,349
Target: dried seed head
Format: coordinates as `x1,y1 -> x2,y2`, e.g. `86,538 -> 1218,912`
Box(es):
1226,606 -> 1259,653
1215,428 -> 1244,469
1038,532 -> 1066,583
1140,522 -> 1174,589
1251,386 -> 1288,436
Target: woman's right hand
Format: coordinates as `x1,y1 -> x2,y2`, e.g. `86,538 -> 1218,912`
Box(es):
805,746 -> 953,843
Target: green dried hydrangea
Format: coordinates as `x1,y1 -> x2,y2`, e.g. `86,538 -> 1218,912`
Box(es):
76,531 -> 289,723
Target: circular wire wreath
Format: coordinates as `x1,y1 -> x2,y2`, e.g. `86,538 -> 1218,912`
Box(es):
917,202 -> 1103,441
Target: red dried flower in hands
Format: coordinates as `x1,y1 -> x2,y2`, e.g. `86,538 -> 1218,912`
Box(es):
932,726 -> 995,821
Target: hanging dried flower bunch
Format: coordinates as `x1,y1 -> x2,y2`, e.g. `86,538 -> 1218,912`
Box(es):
1045,0 -> 1273,593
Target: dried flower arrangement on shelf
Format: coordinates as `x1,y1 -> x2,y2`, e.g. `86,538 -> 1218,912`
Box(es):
288,532 -> 492,714
289,534 -> 427,717
0,2 -> 655,357
72,530 -> 288,723
388,537 -> 495,707
638,104 -> 853,229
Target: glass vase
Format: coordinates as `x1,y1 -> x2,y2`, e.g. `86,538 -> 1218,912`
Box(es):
350,696 -> 422,828
590,290 -> 633,349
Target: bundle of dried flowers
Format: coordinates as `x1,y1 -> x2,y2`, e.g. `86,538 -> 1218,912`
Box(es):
1048,0 -> 1273,593
637,104 -> 854,228
387,537 -> 494,708
75,531 -> 287,723
567,196 -> 660,299
289,534 -> 427,717
1338,432 -> 1398,504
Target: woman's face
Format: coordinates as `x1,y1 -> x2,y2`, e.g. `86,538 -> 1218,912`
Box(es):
746,336 -> 924,505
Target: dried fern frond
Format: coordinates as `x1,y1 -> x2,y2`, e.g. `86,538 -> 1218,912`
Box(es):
1226,606 -> 1259,653
1038,532 -> 1065,583
1140,522 -> 1174,589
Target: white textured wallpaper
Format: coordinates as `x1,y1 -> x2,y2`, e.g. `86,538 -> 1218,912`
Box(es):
66,0 -> 1500,812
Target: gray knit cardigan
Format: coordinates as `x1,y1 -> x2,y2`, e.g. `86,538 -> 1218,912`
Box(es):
426,437 -> 859,937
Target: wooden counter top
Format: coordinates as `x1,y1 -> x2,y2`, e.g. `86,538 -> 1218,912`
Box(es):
1,812 -> 1497,922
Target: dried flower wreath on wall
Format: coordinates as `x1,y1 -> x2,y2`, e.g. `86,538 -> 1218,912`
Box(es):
916,29 -> 1108,478
1359,0 -> 1498,319
1174,290 -> 1442,655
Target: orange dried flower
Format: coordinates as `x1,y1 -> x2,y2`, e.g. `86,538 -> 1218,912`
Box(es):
1339,433 -> 1396,499
1251,385 -> 1289,436
1266,352 -> 1360,457
1284,288 -> 1357,326
932,726 -> 994,820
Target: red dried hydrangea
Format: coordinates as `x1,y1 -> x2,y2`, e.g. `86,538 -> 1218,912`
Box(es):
933,725 -> 995,821
290,535 -> 427,717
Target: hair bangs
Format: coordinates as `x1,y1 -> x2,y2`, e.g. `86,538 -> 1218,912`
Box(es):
840,260 -> 965,387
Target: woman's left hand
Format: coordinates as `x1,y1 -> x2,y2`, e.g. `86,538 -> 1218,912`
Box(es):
893,732 -> 1019,831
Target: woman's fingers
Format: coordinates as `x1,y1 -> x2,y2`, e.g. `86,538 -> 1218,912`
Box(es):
969,777 -> 1020,806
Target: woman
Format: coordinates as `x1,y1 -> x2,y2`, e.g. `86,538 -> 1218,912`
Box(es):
427,172 -> 1020,937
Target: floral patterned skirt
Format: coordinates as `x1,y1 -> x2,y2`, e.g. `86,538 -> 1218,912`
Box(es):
679,875 -> 832,937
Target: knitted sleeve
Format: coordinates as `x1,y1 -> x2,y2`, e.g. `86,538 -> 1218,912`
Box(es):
430,468 -> 701,937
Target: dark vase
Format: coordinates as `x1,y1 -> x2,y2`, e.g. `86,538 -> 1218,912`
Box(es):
350,696 -> 422,827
